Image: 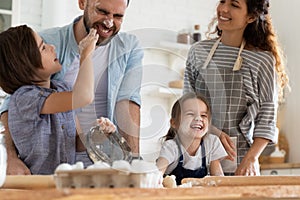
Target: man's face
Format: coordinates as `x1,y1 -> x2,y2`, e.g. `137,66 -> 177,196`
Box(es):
83,0 -> 127,45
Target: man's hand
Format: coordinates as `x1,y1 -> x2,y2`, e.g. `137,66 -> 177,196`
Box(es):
97,117 -> 116,134
7,157 -> 31,175
1,112 -> 31,175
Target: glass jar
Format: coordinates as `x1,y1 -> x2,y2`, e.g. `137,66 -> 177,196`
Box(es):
0,133 -> 7,187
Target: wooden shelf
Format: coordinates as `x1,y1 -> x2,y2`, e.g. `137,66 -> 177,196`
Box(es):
260,162 -> 300,170
159,41 -> 191,52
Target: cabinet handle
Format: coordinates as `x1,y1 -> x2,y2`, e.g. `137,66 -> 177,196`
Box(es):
270,170 -> 278,175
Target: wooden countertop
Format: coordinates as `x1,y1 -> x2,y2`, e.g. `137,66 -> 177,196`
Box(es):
1,175 -> 300,199
1,186 -> 300,200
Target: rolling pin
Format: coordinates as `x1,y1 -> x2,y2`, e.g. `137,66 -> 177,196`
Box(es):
2,175 -> 55,189
182,175 -> 300,187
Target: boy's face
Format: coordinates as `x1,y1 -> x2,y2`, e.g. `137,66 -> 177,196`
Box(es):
82,0 -> 127,45
34,32 -> 61,79
177,98 -> 209,140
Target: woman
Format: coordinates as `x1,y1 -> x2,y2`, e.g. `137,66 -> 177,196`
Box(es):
184,0 -> 289,175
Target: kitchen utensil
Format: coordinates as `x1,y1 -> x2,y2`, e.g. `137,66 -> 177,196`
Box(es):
85,125 -> 132,165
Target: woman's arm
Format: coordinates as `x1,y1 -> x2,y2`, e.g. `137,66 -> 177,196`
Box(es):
235,137 -> 269,175
41,29 -> 98,114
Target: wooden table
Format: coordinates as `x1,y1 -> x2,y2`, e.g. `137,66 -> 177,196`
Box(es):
1,175 -> 300,199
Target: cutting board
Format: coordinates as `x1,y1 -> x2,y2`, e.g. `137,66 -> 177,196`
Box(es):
2,175 -> 55,189
182,175 -> 300,186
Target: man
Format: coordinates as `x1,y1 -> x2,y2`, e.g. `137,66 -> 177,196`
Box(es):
1,0 -> 143,174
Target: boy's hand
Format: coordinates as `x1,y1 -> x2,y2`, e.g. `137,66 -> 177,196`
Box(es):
78,28 -> 99,60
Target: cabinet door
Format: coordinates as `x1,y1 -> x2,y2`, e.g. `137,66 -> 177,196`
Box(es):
291,169 -> 300,175
0,0 -> 12,10
260,169 -> 292,175
0,0 -> 20,32
0,0 -> 12,32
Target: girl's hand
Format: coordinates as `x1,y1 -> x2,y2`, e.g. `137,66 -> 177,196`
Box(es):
78,28 -> 99,60
97,117 -> 116,134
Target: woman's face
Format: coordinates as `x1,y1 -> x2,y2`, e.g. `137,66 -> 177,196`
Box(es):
176,98 -> 209,141
33,32 -> 61,79
217,0 -> 253,35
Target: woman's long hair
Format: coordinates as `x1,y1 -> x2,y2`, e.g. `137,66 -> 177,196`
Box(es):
206,0 -> 289,102
164,92 -> 212,141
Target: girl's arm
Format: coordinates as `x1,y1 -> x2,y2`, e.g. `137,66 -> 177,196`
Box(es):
41,29 -> 98,114
210,159 -> 224,176
156,157 -> 169,175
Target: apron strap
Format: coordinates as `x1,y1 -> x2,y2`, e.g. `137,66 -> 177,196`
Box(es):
233,39 -> 246,71
202,38 -> 246,71
202,38 -> 221,69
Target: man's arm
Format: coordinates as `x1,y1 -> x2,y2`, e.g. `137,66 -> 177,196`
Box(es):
115,100 -> 140,156
1,112 -> 31,175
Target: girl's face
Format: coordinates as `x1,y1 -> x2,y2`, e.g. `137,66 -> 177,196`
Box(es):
175,98 -> 209,140
33,32 -> 61,79
217,0 -> 254,36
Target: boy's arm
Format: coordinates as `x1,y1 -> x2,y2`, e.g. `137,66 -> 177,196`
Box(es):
40,29 -> 98,114
1,112 -> 31,175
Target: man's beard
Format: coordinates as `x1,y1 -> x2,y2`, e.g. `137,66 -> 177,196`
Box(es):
83,16 -> 119,46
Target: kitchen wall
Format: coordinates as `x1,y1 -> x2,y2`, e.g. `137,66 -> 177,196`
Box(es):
270,0 -> 300,164
17,0 -> 300,163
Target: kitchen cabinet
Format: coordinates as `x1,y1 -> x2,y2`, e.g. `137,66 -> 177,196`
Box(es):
0,0 -> 20,32
260,163 -> 300,175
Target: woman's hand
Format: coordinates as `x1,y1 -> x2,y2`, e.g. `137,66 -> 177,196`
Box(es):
235,155 -> 259,176
235,137 -> 269,176
97,117 -> 116,134
210,125 -> 236,161
219,132 -> 236,161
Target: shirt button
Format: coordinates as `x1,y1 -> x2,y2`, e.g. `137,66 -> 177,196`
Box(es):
61,125 -> 65,129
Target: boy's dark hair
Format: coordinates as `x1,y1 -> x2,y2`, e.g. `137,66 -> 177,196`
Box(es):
0,25 -> 43,94
164,92 -> 211,141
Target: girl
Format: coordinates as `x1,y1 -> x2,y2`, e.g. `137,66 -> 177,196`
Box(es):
0,25 -> 115,174
184,0 -> 289,175
156,92 -> 227,185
